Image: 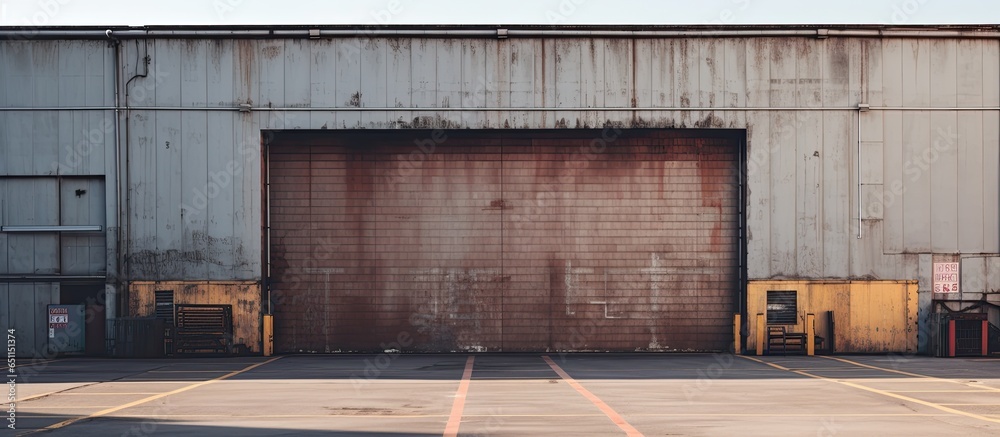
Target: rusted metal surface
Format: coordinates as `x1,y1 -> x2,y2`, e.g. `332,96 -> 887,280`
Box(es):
129,281 -> 261,353
747,280 -> 918,353
268,129 -> 741,353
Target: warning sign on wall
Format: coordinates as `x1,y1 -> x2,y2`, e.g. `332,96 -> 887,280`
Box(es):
933,262 -> 960,293
48,307 -> 69,328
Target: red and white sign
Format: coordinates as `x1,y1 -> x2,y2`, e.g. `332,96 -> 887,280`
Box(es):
933,262 -> 960,293
48,307 -> 68,328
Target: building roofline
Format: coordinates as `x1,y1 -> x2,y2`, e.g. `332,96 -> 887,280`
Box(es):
3,24 -> 1000,40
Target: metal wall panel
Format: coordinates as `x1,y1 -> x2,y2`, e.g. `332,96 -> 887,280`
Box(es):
2,41 -> 113,177
0,282 -> 59,357
59,178 -> 106,275
122,39 -> 261,280
3,178 -> 59,274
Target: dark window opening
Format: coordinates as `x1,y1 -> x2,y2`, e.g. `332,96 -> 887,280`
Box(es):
767,290 -> 797,324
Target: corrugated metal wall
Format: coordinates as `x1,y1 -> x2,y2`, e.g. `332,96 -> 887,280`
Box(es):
0,283 -> 59,357
107,37 -> 998,282
2,34 -> 1000,353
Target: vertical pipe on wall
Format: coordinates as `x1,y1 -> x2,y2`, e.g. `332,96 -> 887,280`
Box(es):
109,31 -> 121,319
122,39 -> 149,313
739,136 -> 749,350
264,135 -> 271,315
857,108 -> 863,239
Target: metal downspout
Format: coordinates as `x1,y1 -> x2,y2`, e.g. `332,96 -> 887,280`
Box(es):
110,31 -> 122,319
857,104 -> 868,239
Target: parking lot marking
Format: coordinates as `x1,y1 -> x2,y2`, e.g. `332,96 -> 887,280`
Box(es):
14,359 -> 60,368
25,356 -> 283,435
57,392 -> 161,395
819,356 -> 928,378
542,355 -> 644,437
93,412 -> 953,418
740,356 -> 1000,425
443,356 -> 475,437
822,356 -> 1000,393
8,390 -> 63,403
16,406 -> 117,409
940,404 -> 1000,406
6,381 -> 105,404
890,390 -> 999,393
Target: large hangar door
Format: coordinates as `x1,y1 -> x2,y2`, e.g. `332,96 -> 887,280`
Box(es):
268,130 -> 741,353
268,132 -> 503,353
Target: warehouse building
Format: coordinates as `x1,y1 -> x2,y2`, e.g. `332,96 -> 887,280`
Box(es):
1,25 -> 998,357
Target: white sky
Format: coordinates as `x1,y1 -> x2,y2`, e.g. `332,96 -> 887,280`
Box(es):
0,0 -> 998,27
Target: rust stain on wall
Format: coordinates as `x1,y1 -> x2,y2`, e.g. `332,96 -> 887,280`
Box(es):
268,129 -> 743,353
130,281 -> 262,353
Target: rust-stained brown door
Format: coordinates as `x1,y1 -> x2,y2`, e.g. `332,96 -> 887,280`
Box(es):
268,130 -> 740,353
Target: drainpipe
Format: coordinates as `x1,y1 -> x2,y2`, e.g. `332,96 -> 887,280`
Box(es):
857,103 -> 869,239
109,30 -> 121,319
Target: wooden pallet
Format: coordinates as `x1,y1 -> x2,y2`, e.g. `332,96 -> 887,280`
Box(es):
767,326 -> 806,355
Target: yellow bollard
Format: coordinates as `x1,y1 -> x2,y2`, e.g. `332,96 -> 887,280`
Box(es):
263,314 -> 274,357
806,313 -> 815,356
733,313 -> 742,355
756,313 -> 765,356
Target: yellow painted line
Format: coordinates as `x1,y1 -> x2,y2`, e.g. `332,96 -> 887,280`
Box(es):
7,391 -> 63,403
741,356 -> 793,372
443,356 -> 475,437
940,404 -> 1000,406
22,356 -> 283,435
15,406 -> 117,409
101,381 -> 203,384
821,356 -> 1000,393
818,356 -> 931,378
54,392 -> 161,395
4,382 -> 109,404
740,356 -> 1000,425
543,355 -> 644,437
118,414 -> 451,418
890,390 -> 1000,393
14,359 -> 61,368
146,370 -> 234,373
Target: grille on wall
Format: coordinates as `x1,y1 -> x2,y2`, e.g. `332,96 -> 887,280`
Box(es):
154,290 -> 175,322
767,290 -> 798,325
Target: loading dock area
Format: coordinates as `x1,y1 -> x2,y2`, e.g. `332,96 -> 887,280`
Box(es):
6,354 -> 999,436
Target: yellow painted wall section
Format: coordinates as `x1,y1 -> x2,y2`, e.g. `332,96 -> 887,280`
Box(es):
129,281 -> 262,353
747,280 -> 917,354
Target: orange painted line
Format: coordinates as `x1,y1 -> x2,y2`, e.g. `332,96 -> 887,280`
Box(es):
443,356 -> 475,437
542,355 -> 644,437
